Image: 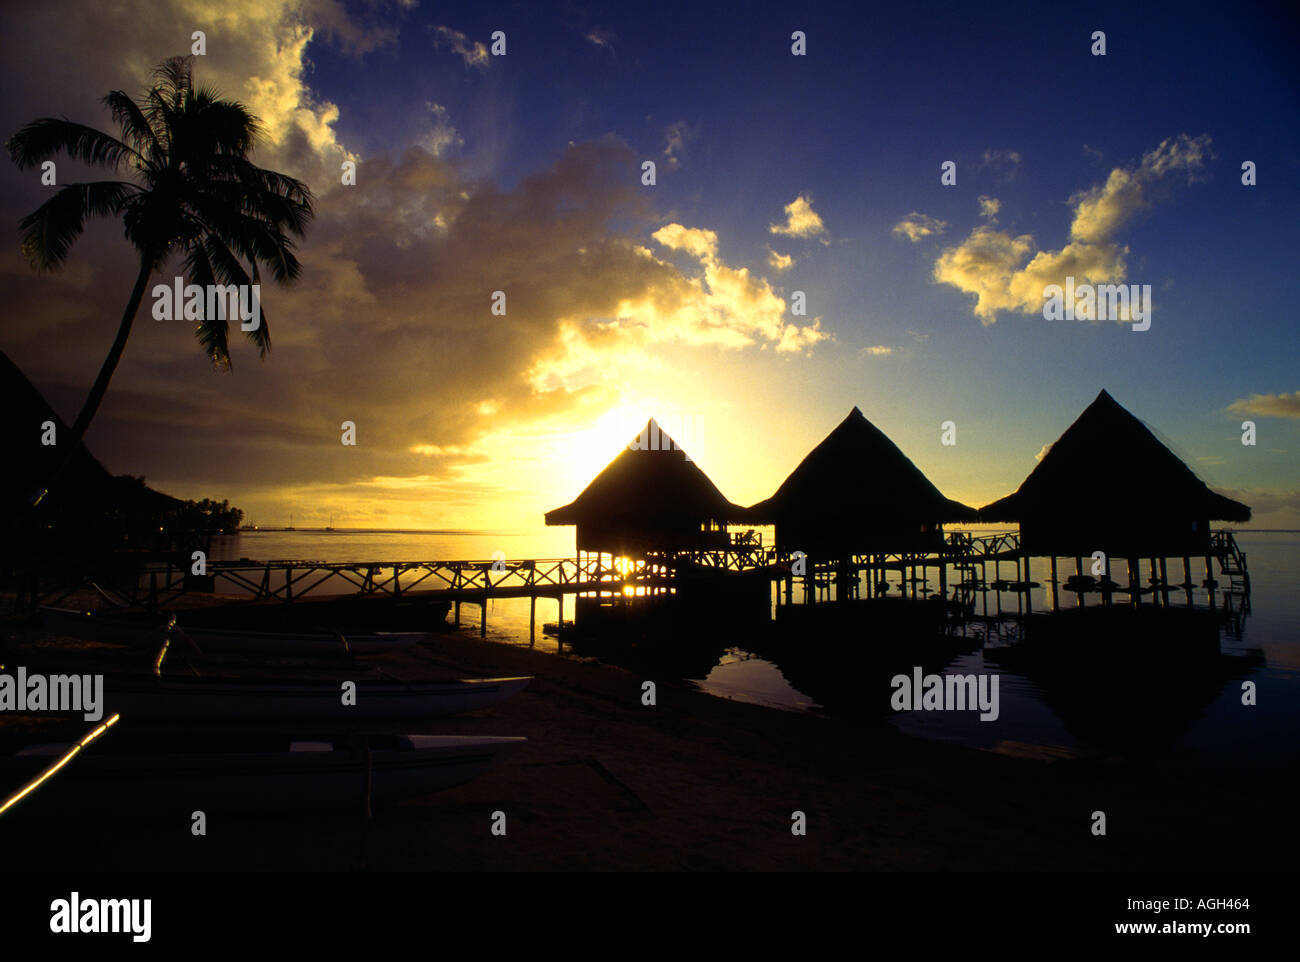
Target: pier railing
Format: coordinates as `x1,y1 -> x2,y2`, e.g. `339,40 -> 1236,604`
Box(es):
26,530 -> 1249,632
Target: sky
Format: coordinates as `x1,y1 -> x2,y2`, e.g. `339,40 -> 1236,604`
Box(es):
1,0 -> 1297,531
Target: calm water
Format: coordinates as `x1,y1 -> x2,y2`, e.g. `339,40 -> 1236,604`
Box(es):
211,529 -> 1299,770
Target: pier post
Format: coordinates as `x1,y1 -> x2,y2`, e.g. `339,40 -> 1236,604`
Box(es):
1050,555 -> 1059,612
1182,556 -> 1192,606
1205,555 -> 1216,609
454,600 -> 460,628
1158,557 -> 1170,608
530,595 -> 536,646
480,595 -> 487,638
1127,558 -> 1139,607
1023,553 -> 1032,615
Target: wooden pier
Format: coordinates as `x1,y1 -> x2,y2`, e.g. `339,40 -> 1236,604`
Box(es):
31,528 -> 1251,641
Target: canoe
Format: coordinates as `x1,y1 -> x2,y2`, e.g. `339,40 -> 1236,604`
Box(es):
40,607 -> 427,655
3,733 -> 525,817
101,675 -> 532,721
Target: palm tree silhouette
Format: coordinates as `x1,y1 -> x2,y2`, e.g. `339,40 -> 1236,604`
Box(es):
7,56 -> 314,505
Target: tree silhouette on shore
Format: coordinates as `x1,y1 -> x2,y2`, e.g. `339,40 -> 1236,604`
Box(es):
7,55 -> 314,505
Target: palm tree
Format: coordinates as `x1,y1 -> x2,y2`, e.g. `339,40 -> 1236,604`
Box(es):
7,56 -> 314,504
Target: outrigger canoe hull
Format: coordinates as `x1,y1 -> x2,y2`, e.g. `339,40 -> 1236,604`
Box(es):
39,607 -> 428,655
101,676 -> 532,721
3,734 -> 526,816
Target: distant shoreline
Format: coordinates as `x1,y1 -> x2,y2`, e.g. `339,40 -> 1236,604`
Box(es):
233,526 -> 1300,535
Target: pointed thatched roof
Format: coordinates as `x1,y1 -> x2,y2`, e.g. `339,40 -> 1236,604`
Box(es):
745,407 -> 977,524
3,349 -> 111,511
545,418 -> 743,529
980,390 -> 1250,523
1,349 -> 180,525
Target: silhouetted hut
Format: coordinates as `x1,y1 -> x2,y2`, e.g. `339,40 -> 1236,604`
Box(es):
544,418 -> 744,556
2,350 -> 180,535
979,390 -> 1251,606
745,407 -> 977,557
2,350 -> 186,603
979,390 -> 1250,556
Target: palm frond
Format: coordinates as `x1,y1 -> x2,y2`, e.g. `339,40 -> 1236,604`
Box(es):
6,118 -> 140,170
203,235 -> 271,357
101,90 -> 164,169
180,238 -> 231,369
18,181 -> 137,270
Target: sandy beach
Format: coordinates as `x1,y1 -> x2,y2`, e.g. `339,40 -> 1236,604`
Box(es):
1,608 -> 1287,872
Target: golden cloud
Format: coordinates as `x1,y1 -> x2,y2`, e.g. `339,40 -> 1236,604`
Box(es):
933,134 -> 1210,324
769,194 -> 828,241
892,213 -> 948,242
1227,391 -> 1300,419
767,248 -> 794,271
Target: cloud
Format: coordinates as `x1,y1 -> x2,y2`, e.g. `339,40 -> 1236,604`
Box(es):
1227,391 -> 1300,419
1216,487 -> 1300,523
585,28 -> 615,52
932,134 -> 1211,324
978,196 -> 1000,219
1034,442 -> 1052,462
424,103 -> 462,157
769,194 -> 828,242
892,213 -> 948,242
860,345 -> 893,356
662,121 -> 692,171
638,223 -> 828,354
767,248 -> 794,271
980,148 -> 1022,180
652,224 -> 717,260
432,25 -> 489,68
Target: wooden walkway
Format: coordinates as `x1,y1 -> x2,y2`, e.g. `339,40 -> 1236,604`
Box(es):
34,530 -> 1251,641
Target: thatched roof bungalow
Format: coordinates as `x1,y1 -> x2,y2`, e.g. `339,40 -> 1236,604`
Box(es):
744,407 -> 977,556
544,418 -> 744,555
979,390 -> 1250,557
2,350 -> 180,530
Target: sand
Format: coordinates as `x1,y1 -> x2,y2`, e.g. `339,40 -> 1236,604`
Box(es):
0,612 -> 1288,871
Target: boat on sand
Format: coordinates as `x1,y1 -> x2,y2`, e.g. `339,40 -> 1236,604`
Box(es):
2,733 -> 526,816
100,675 -> 532,721
40,607 -> 427,655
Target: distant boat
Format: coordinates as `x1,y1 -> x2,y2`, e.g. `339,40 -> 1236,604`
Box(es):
4,733 -> 527,816
239,522 -> 259,532
285,513 -> 295,531
325,513 -> 335,532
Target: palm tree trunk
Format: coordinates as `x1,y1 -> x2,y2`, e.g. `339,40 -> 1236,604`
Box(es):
31,255 -> 153,506
70,255 -> 154,439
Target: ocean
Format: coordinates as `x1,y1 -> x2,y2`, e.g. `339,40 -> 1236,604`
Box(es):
210,528 -> 1299,771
